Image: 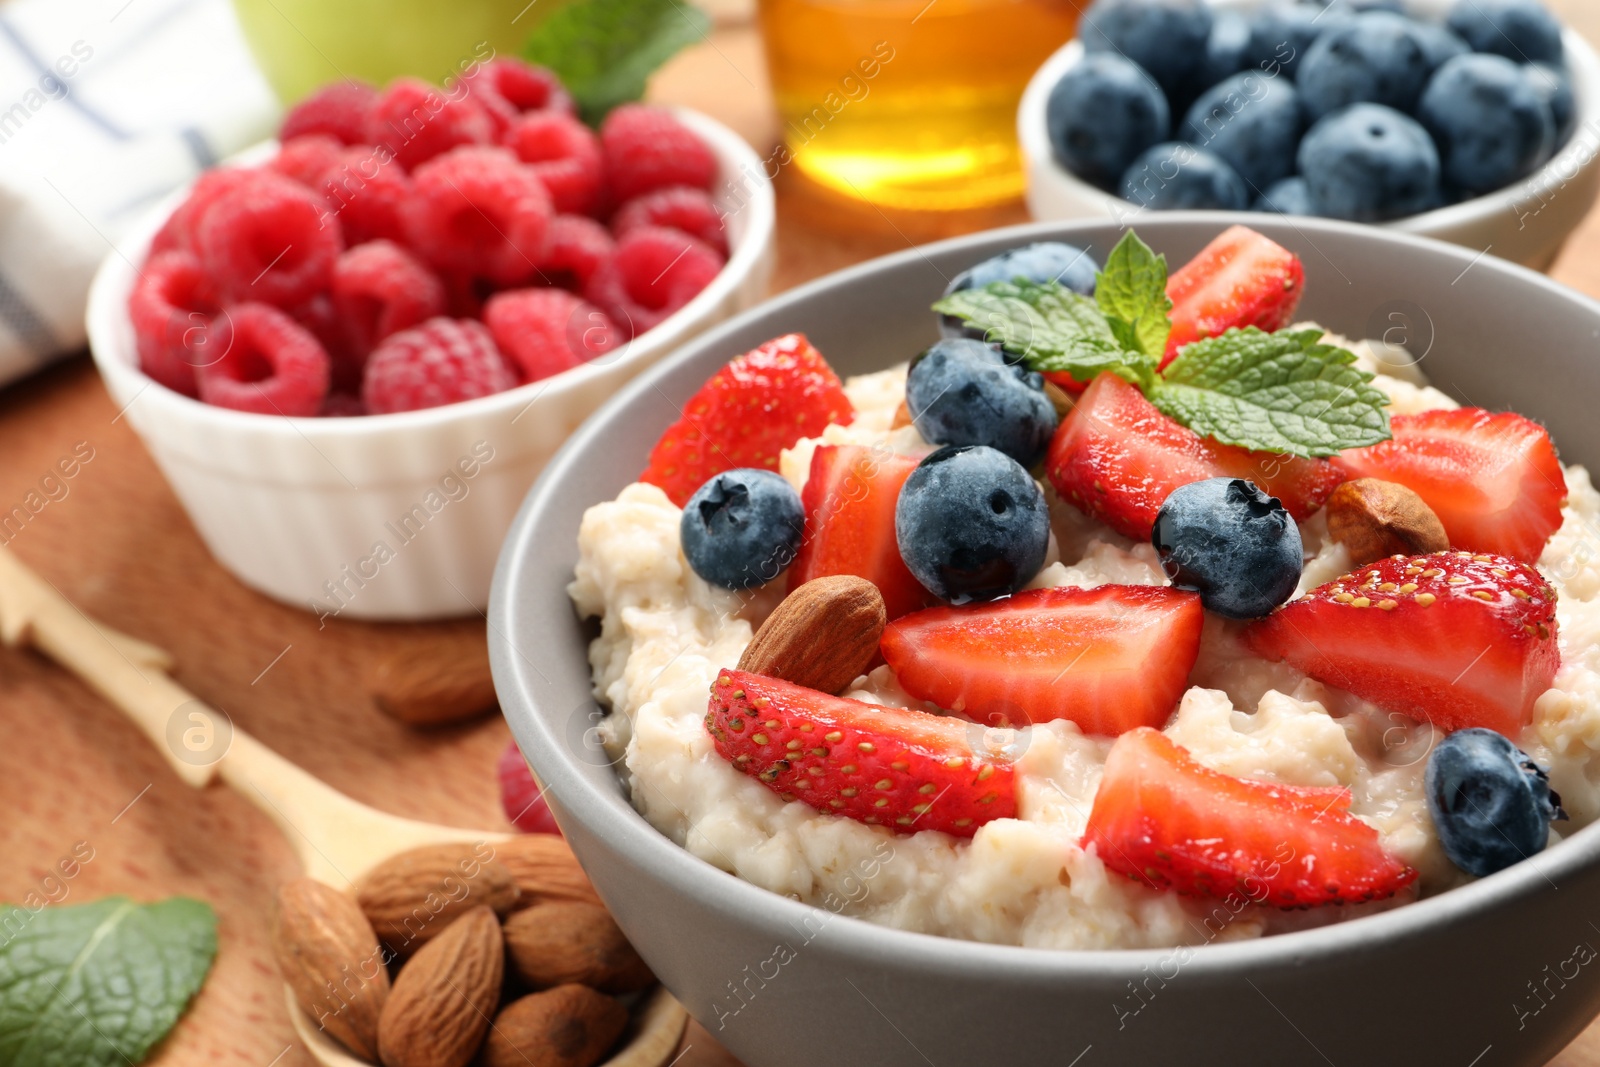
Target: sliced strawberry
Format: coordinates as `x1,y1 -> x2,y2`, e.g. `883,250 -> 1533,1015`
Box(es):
788,444 -> 933,619
1083,728 -> 1416,906
706,669 -> 1015,837
1046,373 -> 1343,541
1331,408 -> 1565,563
1040,370 -> 1088,396
1164,225 -> 1304,366
880,585 -> 1202,734
641,334 -> 854,506
1246,551 -> 1559,737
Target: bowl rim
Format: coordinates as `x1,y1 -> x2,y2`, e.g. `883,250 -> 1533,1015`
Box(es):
83,106 -> 776,441
492,210 -> 1600,980
1016,0 -> 1600,234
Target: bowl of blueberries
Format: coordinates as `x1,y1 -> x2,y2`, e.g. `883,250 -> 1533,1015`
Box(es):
1018,0 -> 1600,268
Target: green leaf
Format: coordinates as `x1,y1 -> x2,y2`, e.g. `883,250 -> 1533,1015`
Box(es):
932,279 -> 1158,388
1148,328 -> 1392,458
1094,231 -> 1172,361
522,0 -> 711,125
0,897 -> 217,1067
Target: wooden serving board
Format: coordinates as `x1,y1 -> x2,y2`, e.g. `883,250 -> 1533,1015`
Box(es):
4,8 -> 1600,1065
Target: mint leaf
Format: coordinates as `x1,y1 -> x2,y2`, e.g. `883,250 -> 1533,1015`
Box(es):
932,279 -> 1158,388
0,897 -> 217,1067
522,0 -> 711,125
1149,328 -> 1391,458
1094,231 -> 1172,361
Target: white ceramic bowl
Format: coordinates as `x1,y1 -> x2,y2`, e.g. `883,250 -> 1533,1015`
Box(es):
85,110 -> 775,620
1018,0 -> 1600,269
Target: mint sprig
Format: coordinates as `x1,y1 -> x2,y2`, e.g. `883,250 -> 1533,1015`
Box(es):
1094,233 -> 1172,361
0,897 -> 217,1067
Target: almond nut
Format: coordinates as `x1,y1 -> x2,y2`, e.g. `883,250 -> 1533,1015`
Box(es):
1041,378 -> 1075,421
369,628 -> 496,726
1326,478 -> 1450,566
495,835 -> 603,908
503,902 -> 654,993
272,878 -> 391,1061
482,985 -> 629,1067
737,575 -> 886,694
356,842 -> 518,956
891,398 -> 912,430
377,905 -> 504,1067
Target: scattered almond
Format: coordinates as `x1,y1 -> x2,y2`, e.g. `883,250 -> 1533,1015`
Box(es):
495,835 -> 603,908
369,630 -> 496,726
503,902 -> 655,993
891,398 -> 912,430
272,878 -> 391,1061
1041,377 -> 1075,421
356,842 -> 519,955
1326,478 -> 1450,566
737,575 -> 886,694
482,985 -> 629,1067
377,906 -> 504,1067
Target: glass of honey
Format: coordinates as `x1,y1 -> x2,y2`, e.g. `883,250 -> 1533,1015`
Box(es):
758,0 -> 1080,211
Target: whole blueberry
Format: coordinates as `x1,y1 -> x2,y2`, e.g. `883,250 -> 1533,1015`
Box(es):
1182,70 -> 1305,189
1297,12 -> 1435,120
1200,11 -> 1254,87
1120,142 -> 1251,209
680,469 -> 804,590
1080,0 -> 1215,104
1525,62 -> 1576,146
940,243 -> 1099,340
1253,175 -> 1320,214
1151,477 -> 1302,619
1446,0 -> 1563,64
906,338 -> 1059,468
1298,103 -> 1442,220
895,445 -> 1050,604
1426,727 -> 1566,878
1243,2 -> 1333,78
1413,20 -> 1472,71
1419,54 -> 1555,193
1047,54 -> 1171,189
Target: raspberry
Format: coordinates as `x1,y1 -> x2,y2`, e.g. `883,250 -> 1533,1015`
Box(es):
150,168 -> 271,256
584,225 -> 723,336
612,186 -> 726,255
599,104 -> 717,201
333,240 -> 446,356
498,739 -> 561,835
198,303 -> 330,416
317,146 -> 412,246
196,171 -> 343,307
538,215 -> 614,290
280,80 -> 377,145
362,317 -> 516,414
269,135 -> 346,187
320,392 -> 368,417
287,292 -> 360,392
504,111 -> 602,215
129,250 -> 220,397
485,288 -> 622,382
403,146 -> 552,286
366,76 -> 493,172
478,59 -> 574,116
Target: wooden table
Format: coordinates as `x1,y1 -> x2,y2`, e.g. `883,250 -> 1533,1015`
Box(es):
5,6 -> 1600,1066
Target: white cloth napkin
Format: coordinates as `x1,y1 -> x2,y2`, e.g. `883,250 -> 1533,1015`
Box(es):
0,0 -> 280,388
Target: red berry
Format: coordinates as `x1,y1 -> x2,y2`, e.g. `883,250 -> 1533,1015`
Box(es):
612,186 -> 726,256
287,292 -> 359,391
504,111 -> 602,215
365,76 -> 493,172
332,240 -> 446,357
882,585 -> 1204,733
787,445 -> 932,621
150,168 -> 272,256
583,226 -> 722,335
404,146 -> 552,286
640,333 -> 854,506
1164,224 -> 1305,366
1246,551 -> 1560,737
195,171 -> 343,308
317,146 -> 413,246
599,104 -> 717,201
129,250 -> 221,397
320,392 -> 368,417
484,288 -> 621,382
269,135 -> 345,187
1332,408 -> 1565,563
498,738 -> 561,835
480,58 -> 574,115
706,669 -> 1017,837
362,317 -> 516,414
1083,728 -> 1416,906
538,214 -> 614,290
280,80 -> 377,145
198,303 -> 330,416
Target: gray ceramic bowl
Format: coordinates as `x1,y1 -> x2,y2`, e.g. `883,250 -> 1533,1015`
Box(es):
490,215 -> 1600,1067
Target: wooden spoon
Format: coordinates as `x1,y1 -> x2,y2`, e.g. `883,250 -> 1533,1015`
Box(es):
0,544 -> 687,1067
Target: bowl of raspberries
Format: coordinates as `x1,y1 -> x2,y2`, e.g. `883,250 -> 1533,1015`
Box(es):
85,58 -> 774,620
1018,0 -> 1600,268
